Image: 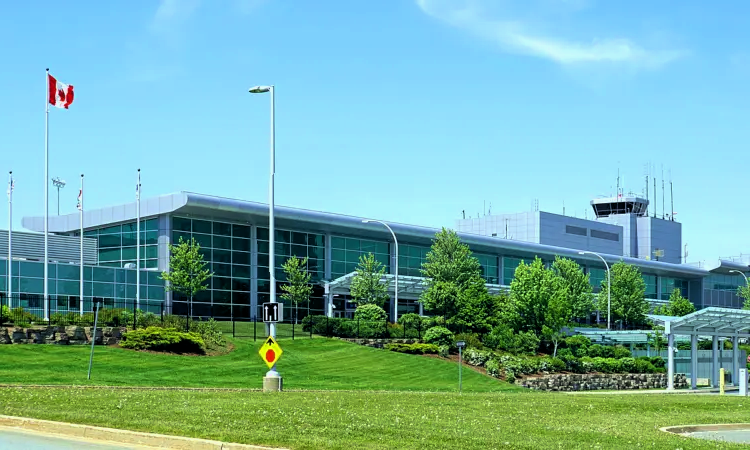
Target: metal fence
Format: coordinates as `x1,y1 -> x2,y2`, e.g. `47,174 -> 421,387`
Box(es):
0,294 -> 164,329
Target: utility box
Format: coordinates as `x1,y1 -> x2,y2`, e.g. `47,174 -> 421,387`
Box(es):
740,369 -> 748,397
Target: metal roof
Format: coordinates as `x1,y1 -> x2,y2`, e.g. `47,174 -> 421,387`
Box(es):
664,307 -> 750,337
327,272 -> 506,299
22,191 -> 714,278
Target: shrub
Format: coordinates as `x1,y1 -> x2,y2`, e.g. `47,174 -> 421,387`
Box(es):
485,359 -> 500,377
354,304 -> 387,322
0,305 -> 11,322
438,345 -> 450,358
454,332 -> 483,350
565,335 -> 591,357
424,326 -> 454,348
484,326 -> 539,355
504,369 -> 516,384
546,357 -> 567,373
633,359 -> 657,374
422,316 -> 446,330
137,311 -> 163,328
618,357 -> 637,373
612,345 -> 632,359
463,347 -> 492,367
120,327 -> 205,354
398,313 -> 422,327
9,307 -> 43,327
191,318 -> 226,349
587,344 -> 604,358
384,343 -> 439,354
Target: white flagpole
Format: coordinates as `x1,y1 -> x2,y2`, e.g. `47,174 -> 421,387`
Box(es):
7,171 -> 12,309
79,174 -> 84,316
44,68 -> 50,321
136,168 -> 141,311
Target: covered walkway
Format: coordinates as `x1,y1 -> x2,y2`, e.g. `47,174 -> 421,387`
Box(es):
663,307 -> 750,390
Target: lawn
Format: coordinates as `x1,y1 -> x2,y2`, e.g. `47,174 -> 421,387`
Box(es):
1,387 -> 749,449
0,338 -> 511,392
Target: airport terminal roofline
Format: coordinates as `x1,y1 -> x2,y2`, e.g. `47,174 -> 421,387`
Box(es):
22,191 -> 726,278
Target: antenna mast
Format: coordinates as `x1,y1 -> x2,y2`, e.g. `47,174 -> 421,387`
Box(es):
661,165 -> 665,219
670,170 -> 674,221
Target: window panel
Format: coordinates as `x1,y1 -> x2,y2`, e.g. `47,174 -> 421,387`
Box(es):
213,221 -> 232,236
172,231 -> 191,244
233,238 -> 250,252
93,282 -> 114,297
121,232 -> 137,247
257,227 -> 269,241
345,238 -> 360,251
99,248 -> 121,262
275,230 -> 291,244
232,264 -> 250,278
257,240 -> 269,254
213,235 -> 232,250
232,251 -> 250,266
232,224 -> 251,239
143,231 -> 158,245
232,278 -> 251,292
213,263 -> 232,277
192,220 -> 211,234
212,250 -> 231,264
331,236 -> 346,249
308,234 -> 325,247
57,264 -> 79,280
192,233 -> 212,249
99,225 -> 121,235
93,267 -> 115,282
291,244 -> 307,258
213,277 -> 232,291
19,277 -> 43,294
98,234 -> 121,248
291,232 -> 307,246
310,246 -> 326,260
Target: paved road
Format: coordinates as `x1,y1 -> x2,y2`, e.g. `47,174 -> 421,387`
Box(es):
0,428 -> 148,449
689,430 -> 750,444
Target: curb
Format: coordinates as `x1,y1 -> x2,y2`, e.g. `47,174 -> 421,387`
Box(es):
0,415 -> 287,450
661,423 -> 750,435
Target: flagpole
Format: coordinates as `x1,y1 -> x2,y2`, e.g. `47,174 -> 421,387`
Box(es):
136,168 -> 141,311
7,171 -> 12,309
44,68 -> 50,321
79,174 -> 84,316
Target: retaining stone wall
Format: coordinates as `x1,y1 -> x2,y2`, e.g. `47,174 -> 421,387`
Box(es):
518,373 -> 688,391
0,326 -> 126,345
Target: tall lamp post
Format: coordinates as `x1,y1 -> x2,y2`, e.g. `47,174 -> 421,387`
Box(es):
362,219 -> 399,322
52,177 -> 65,215
249,84 -> 281,390
579,251 -> 611,330
730,269 -> 749,299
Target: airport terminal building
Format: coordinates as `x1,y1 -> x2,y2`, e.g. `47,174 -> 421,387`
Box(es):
1,191 -> 748,321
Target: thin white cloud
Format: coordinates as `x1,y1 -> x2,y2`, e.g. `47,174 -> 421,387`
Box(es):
416,0 -> 685,69
151,0 -> 201,35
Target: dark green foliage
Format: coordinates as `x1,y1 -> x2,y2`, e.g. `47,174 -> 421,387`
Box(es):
190,319 -> 226,349
454,332 -> 484,350
301,315 -> 421,339
598,261 -> 649,327
653,288 -> 695,317
349,253 -> 389,307
120,327 -> 206,354
580,357 -> 656,374
612,345 -> 632,359
424,326 -> 454,348
384,343 -> 439,354
552,257 -> 594,321
398,313 -> 423,327
354,304 -> 388,322
483,325 -> 539,355
564,335 -> 591,357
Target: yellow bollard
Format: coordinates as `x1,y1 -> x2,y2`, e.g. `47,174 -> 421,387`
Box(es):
720,368 -> 725,395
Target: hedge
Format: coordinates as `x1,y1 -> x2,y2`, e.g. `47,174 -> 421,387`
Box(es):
384,343 -> 439,354
301,315 -> 424,339
120,327 -> 206,354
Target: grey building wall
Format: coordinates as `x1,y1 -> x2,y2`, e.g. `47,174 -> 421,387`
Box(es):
456,212 -> 540,242
538,212 -> 622,256
597,214 -> 638,258
636,217 -> 682,264
0,230 -> 97,264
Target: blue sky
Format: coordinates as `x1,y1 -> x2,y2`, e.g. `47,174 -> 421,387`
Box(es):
2,0 -> 749,264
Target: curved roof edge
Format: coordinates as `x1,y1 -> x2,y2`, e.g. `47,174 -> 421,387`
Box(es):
23,191 -> 710,278
702,259 -> 750,274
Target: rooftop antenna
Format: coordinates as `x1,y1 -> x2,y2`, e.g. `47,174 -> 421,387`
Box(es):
563,200 -> 565,216
616,164 -> 620,197
505,219 -> 509,239
462,210 -> 465,220
488,202 -> 492,215
661,165 -> 665,219
483,200 -> 486,217
670,170 -> 674,222
645,166 -> 649,216
684,243 -> 688,264
653,171 -> 657,218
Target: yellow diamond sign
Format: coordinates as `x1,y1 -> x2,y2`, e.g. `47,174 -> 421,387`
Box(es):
259,335 -> 283,369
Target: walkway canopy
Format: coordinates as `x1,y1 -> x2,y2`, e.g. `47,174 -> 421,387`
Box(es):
662,307 -> 750,390
326,272 -> 506,299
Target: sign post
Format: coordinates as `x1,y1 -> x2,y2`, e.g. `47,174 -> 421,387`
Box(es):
720,368 -> 726,395
87,299 -> 103,380
456,340 -> 466,394
739,368 -> 748,396
261,302 -> 283,392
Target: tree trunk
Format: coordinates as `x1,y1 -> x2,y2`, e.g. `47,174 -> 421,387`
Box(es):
553,340 -> 559,358
295,303 -> 298,325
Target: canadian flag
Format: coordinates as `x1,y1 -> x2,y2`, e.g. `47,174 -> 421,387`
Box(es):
77,189 -> 82,211
48,73 -> 74,109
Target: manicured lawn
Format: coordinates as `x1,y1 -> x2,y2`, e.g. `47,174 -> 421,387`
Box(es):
0,338 -> 511,392
1,387 -> 749,449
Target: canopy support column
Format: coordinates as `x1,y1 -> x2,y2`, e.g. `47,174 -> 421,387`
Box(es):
691,333 -> 698,390
667,333 -> 675,391
733,335 -> 739,386
713,335 -> 720,388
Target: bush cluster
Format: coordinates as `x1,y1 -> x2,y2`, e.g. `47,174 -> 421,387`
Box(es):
120,327 -> 205,354
301,315 -> 423,339
424,326 -> 454,348
384,343 -> 439,354
354,304 -> 387,322
483,325 -> 540,355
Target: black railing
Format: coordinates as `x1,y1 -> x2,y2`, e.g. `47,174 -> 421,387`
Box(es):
0,295 -> 164,329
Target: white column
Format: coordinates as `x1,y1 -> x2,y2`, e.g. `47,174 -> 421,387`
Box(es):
44,69 -> 50,321
7,171 -> 12,308
79,174 -> 84,316
733,336 -> 739,386
136,169 -> 141,311
691,333 -> 698,390
667,333 -> 675,390
713,335 -> 720,388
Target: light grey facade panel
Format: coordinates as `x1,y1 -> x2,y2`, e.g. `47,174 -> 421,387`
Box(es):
22,191 -> 710,279
0,231 -> 97,264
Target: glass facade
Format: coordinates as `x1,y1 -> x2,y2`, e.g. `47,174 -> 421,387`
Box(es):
475,253 -> 499,284
83,219 -> 159,269
331,236 -> 389,280
0,259 -> 164,313
398,244 -> 430,277
702,273 -> 747,309
660,277 -> 690,300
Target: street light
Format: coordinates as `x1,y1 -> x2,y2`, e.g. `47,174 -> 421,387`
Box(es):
51,177 -> 65,215
579,251 -> 611,330
249,85 -> 279,385
730,270 -> 749,299
362,219 -> 399,322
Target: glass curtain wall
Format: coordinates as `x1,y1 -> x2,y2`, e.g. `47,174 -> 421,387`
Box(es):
83,218 -> 159,269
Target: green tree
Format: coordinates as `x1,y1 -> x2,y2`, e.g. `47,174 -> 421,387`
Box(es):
654,288 -> 695,317
280,256 -> 313,324
739,285 -> 750,310
349,253 -> 389,308
598,261 -> 649,327
509,257 -> 567,340
420,228 -> 493,332
552,256 -> 594,322
543,289 -> 573,358
161,237 -> 213,321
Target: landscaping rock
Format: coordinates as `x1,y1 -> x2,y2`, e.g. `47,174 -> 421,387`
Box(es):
517,373 -> 689,391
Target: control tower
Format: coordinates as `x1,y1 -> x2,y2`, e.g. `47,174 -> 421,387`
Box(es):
592,195 -> 682,264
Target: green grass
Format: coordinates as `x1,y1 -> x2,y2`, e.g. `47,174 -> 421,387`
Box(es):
1,387 -> 749,449
0,338 -> 511,392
